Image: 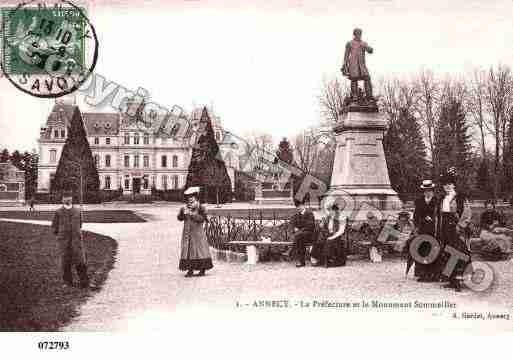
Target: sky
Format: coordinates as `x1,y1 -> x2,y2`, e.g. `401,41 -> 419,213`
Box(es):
1,0 -> 513,151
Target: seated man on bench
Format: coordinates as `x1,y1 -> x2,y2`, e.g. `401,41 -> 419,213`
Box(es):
285,199 -> 316,267
311,203 -> 347,267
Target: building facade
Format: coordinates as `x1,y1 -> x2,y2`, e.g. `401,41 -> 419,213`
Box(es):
0,162 -> 25,205
37,99 -> 237,194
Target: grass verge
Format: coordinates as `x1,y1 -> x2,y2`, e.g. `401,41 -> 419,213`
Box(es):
0,221 -> 118,331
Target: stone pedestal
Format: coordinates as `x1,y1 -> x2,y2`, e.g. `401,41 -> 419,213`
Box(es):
325,111 -> 402,219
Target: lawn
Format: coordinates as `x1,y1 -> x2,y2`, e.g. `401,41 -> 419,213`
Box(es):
0,221 -> 118,331
0,210 -> 146,223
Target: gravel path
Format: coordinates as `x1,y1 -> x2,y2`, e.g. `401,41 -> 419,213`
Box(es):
3,206 -> 512,332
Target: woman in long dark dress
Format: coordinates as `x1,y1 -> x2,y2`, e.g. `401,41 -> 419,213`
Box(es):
412,179 -> 439,282
435,168 -> 472,292
178,187 -> 213,277
311,204 -> 347,267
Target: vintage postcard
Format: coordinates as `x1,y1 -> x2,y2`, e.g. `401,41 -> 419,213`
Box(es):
1,0 -> 512,355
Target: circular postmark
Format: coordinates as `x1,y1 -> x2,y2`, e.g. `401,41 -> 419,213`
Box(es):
0,0 -> 98,98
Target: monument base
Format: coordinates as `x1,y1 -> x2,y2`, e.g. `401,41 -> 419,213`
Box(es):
323,187 -> 402,220
327,110 -> 403,219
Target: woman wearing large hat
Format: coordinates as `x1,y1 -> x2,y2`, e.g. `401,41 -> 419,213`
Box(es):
435,168 -> 472,291
178,186 -> 214,277
412,179 -> 439,282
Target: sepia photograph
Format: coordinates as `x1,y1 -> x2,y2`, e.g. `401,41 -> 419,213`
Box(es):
0,0 -> 512,355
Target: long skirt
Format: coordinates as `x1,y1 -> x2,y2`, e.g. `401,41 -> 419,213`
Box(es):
414,225 -> 438,279
179,221 -> 213,271
436,213 -> 470,282
311,236 -> 347,267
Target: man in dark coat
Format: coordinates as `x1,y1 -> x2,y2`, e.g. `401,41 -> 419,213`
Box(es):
51,191 -> 91,289
412,179 -> 439,282
289,199 -> 316,267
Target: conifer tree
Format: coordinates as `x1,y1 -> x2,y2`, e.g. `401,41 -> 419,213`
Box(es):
433,99 -> 472,192
185,107 -> 232,203
51,108 -> 99,203
383,108 -> 429,198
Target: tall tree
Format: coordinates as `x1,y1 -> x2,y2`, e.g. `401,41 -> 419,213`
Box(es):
414,69 -> 440,167
9,150 -> 23,169
276,137 -> 294,164
52,108 -> 100,203
433,97 -> 473,192
185,107 -> 232,204
485,65 -> 512,197
503,111 -> 513,194
319,77 -> 349,124
23,150 -> 38,199
383,108 -> 428,198
468,68 -> 488,157
0,149 -> 9,163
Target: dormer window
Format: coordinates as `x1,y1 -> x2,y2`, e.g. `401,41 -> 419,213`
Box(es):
94,123 -> 100,131
104,122 -> 112,132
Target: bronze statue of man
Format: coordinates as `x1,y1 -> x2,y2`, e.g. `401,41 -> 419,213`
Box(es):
342,28 -> 374,100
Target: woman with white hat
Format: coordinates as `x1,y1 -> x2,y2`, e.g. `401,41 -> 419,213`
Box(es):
178,186 -> 213,277
412,179 -> 439,282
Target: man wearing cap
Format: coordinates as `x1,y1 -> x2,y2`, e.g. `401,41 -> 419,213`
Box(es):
178,186 -> 213,277
51,191 -> 91,289
436,168 -> 472,292
288,199 -> 316,267
411,179 -> 439,282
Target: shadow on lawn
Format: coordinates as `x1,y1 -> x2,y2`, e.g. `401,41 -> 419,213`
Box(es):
0,221 -> 118,331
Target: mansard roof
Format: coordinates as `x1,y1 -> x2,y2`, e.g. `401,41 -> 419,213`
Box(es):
82,113 -> 120,136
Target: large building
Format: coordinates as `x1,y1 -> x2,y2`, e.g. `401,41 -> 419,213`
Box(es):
0,162 -> 25,205
37,98 -> 237,195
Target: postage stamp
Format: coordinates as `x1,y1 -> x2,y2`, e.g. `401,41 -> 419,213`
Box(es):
0,0 -> 98,98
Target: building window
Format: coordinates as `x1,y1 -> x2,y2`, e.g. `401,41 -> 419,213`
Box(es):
134,154 -> 140,168
105,154 -> 111,167
143,177 -> 149,189
143,155 -> 149,168
105,176 -> 111,189
54,129 -> 59,138
124,178 -> 130,190
49,149 -> 57,163
172,155 -> 178,168
124,155 -> 130,168
124,134 -> 130,144
50,172 -> 56,190
215,132 -> 220,141
61,129 -> 65,138
94,154 -> 100,167
162,175 -> 168,190
94,137 -> 99,145
173,175 -> 179,189
143,134 -> 150,145
161,155 -> 167,168
106,137 -> 111,145
134,133 -> 140,145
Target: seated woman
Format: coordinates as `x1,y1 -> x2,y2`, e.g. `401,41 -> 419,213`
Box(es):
476,201 -> 512,255
311,204 -> 347,267
392,211 -> 415,253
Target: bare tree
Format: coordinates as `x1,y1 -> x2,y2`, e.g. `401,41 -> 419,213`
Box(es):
414,69 -> 440,162
485,64 -> 513,197
319,76 -> 349,124
467,68 -> 488,157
